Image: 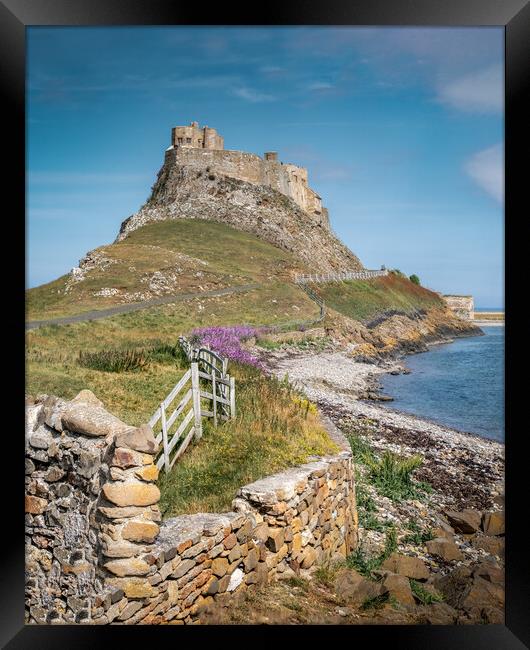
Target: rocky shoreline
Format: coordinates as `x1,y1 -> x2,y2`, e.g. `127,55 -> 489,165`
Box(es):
252,331 -> 505,624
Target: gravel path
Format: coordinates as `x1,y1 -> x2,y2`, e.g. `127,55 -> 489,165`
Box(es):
26,283 -> 261,330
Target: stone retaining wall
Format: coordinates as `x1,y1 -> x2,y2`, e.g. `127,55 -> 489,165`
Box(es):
25,391 -> 357,625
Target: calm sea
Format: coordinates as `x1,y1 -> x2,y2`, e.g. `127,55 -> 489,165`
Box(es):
380,326 -> 504,442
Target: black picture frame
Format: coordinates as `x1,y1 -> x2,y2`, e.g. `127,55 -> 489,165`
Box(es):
6,0 -> 529,646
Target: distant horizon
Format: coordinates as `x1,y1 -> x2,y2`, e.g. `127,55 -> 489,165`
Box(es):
27,26 -> 504,308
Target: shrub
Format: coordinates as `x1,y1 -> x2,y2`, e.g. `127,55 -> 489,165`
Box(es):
346,525 -> 397,578
77,348 -> 149,373
403,519 -> 435,545
409,579 -> 444,605
409,274 -> 421,285
364,451 -> 424,502
145,342 -> 188,365
190,325 -> 267,368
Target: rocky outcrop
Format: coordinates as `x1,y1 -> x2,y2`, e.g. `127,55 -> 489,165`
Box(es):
116,162 -> 362,274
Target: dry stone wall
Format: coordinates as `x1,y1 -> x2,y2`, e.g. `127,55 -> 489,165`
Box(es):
25,392 -> 357,625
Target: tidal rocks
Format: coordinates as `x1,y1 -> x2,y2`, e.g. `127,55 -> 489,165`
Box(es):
380,554 -> 429,581
426,537 -> 464,562
444,509 -> 482,534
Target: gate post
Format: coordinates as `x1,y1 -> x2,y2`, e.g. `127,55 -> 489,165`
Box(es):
191,362 -> 202,440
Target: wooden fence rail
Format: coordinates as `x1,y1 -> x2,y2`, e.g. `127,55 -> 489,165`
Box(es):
148,339 -> 235,473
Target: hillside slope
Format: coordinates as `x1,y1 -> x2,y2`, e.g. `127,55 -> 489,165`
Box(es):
116,159 -> 363,273
26,220 -> 315,321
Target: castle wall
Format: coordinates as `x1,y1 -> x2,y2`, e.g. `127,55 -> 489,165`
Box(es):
164,147 -> 325,222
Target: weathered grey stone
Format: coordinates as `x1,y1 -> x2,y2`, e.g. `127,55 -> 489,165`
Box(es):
115,424 -> 158,454
172,559 -> 196,579
72,390 -> 104,408
61,402 -> 129,438
118,601 -> 143,621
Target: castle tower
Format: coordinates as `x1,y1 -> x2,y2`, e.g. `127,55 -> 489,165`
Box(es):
171,121 -> 224,150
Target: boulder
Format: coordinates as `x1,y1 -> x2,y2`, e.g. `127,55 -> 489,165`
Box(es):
381,553 -> 429,581
115,424 -> 159,454
435,564 -> 504,613
471,561 -> 504,586
418,602 -> 458,625
444,509 -> 482,534
481,511 -> 505,536
471,535 -> 505,559
481,606 -> 504,624
381,573 -> 415,605
334,568 -> 384,604
72,389 -> 104,408
426,537 -> 463,562
61,401 -> 129,438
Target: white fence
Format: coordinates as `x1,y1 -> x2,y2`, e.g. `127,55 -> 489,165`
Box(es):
148,339 -> 235,473
295,269 -> 388,284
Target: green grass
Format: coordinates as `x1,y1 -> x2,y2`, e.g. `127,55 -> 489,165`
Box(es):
77,348 -> 150,373
346,526 -> 398,579
26,281 -> 321,424
402,519 -> 435,546
364,451 -> 425,502
26,220 -> 313,320
314,274 -> 444,324
361,593 -> 392,611
158,365 -> 338,516
409,580 -> 444,605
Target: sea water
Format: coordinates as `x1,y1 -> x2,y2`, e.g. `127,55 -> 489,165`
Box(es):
380,326 -> 504,441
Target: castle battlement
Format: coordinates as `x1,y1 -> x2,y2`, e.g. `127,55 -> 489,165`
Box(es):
166,121 -> 327,225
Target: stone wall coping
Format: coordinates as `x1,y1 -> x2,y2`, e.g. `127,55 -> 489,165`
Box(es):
235,452 -> 351,505
26,393 -> 156,452
155,512 -> 241,552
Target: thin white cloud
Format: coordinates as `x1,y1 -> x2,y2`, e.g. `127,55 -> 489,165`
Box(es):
307,82 -> 334,91
437,64 -> 503,113
232,87 -> 276,103
464,143 -> 504,203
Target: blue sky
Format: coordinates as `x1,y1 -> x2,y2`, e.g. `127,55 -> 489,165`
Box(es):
27,27 -> 504,307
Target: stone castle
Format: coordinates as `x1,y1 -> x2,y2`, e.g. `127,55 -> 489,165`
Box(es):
165,121 -> 328,227
116,120 -> 363,273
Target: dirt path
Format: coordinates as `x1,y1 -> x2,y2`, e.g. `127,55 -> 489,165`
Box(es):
26,283 -> 261,330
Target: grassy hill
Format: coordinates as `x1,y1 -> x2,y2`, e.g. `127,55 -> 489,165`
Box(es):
26,219 -> 313,321
26,219 -> 451,516
314,273 -> 444,324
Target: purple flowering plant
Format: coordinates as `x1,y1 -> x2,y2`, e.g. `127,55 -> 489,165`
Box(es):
190,325 -> 269,368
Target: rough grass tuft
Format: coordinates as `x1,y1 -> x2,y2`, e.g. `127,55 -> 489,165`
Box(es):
158,365 -> 338,517
409,579 -> 444,605
346,525 -> 397,579
78,348 -> 149,373
364,451 -> 424,502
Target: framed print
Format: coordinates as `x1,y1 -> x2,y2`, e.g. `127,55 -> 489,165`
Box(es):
3,0 -> 529,647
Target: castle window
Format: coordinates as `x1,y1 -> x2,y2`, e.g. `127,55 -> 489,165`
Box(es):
186,138 -> 192,144
177,137 -> 183,144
